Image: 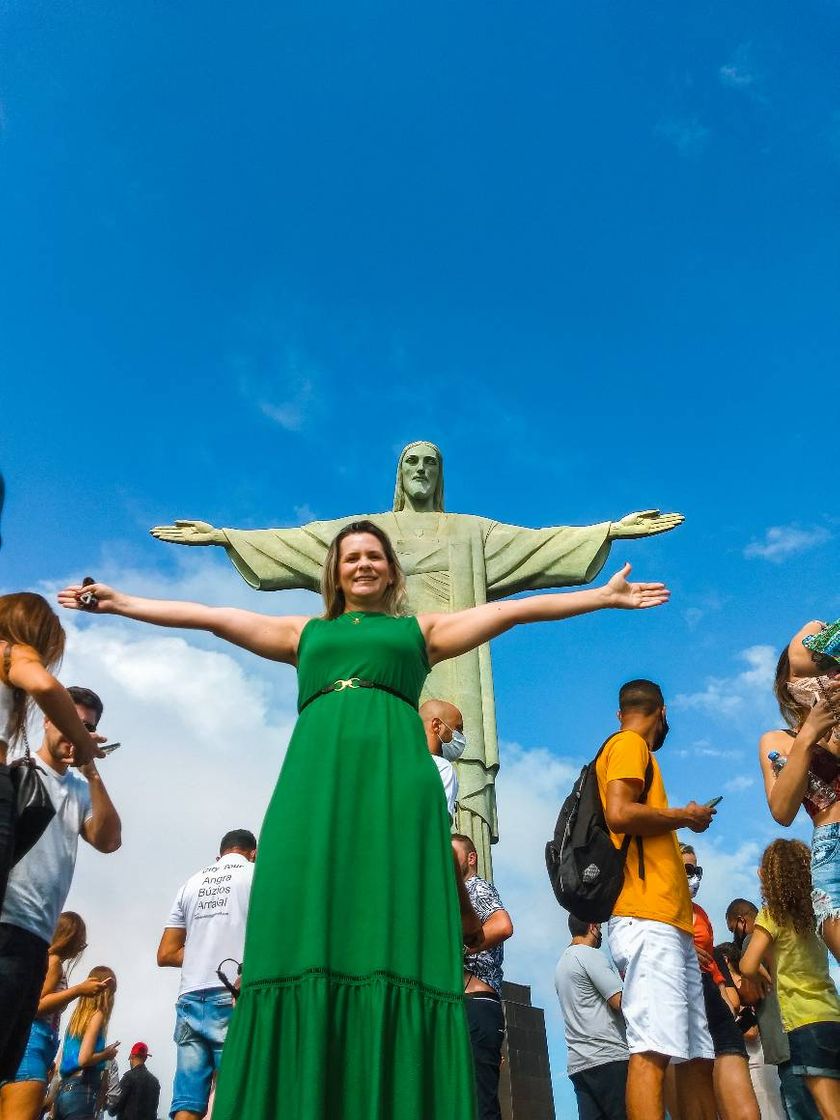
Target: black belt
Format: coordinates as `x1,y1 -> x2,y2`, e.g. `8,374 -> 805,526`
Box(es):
298,677 -> 417,714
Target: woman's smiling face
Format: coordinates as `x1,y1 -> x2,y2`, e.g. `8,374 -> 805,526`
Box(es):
338,532 -> 393,608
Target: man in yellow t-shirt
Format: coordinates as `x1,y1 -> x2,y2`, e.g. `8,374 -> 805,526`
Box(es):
595,679 -> 717,1120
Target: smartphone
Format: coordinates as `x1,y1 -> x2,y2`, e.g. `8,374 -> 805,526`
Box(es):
99,742 -> 121,755
705,795 -> 723,808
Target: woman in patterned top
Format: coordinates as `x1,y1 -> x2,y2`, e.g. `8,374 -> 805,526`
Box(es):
759,620 -> 840,963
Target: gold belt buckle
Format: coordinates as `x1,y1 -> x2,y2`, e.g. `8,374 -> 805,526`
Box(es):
333,677 -> 360,692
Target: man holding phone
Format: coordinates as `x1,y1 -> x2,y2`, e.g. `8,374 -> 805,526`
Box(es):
595,679 -> 717,1120
0,686 -> 121,1082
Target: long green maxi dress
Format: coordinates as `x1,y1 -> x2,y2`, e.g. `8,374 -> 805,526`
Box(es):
212,611 -> 477,1120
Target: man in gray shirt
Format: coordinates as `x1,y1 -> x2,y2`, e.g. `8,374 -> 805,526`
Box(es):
555,915 -> 629,1120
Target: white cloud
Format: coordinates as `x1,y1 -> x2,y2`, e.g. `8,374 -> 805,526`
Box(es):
492,742 -> 582,1105
673,739 -> 743,761
674,645 -> 777,717
744,524 -> 831,562
259,374 -> 316,432
719,44 -> 763,97
655,116 -> 710,159
293,503 -> 318,524
724,774 -> 756,793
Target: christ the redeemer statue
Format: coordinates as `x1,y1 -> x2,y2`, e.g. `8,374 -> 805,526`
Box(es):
151,441 -> 683,878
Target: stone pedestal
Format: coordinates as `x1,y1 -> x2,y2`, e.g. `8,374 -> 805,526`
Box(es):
499,981 -> 556,1120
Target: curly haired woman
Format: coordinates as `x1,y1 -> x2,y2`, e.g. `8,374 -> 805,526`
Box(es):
740,840 -> 840,1120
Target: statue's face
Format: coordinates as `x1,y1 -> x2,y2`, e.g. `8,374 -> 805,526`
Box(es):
400,444 -> 440,503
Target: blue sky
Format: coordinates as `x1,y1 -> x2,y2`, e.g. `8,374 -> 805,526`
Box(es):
2,1 -> 839,1111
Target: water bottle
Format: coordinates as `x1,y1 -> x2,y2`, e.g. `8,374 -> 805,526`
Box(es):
768,751 -> 786,775
769,749 -> 835,804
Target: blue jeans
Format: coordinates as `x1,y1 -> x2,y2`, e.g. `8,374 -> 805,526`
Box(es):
170,988 -> 233,1117
54,1075 -> 100,1120
779,1058 -> 818,1119
811,822 -> 840,928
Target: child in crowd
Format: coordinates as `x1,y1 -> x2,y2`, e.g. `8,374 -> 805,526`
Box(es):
740,839 -> 840,1120
53,967 -> 119,1120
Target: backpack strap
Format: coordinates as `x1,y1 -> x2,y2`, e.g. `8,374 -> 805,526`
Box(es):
634,753 -> 655,880
606,743 -> 654,879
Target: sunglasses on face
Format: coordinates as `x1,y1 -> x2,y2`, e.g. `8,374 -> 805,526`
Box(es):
685,865 -> 703,880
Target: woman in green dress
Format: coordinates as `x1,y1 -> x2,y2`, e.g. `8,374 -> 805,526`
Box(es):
59,520 -> 669,1120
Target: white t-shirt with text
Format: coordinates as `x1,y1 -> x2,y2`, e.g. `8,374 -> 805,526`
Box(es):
167,853 -> 254,996
2,758 -> 92,943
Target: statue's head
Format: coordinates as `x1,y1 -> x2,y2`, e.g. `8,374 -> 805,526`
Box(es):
393,441 -> 445,512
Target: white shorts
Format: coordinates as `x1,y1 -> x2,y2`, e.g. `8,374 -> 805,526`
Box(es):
608,916 -> 714,1063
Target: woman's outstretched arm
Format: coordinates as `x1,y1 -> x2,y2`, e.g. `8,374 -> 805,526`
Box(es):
58,583 -> 310,664
419,563 -> 669,666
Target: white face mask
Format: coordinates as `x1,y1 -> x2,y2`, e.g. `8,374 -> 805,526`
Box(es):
439,722 -> 467,761
688,878 -> 700,899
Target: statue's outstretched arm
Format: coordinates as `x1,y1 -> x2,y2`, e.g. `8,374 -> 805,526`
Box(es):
609,510 -> 685,540
152,517 -> 337,593
150,520 -> 224,546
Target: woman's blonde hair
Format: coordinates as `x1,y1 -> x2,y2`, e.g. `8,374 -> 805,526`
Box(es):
0,592 -> 66,742
759,839 -> 815,935
321,521 -> 408,620
50,912 -> 87,967
66,966 -> 116,1039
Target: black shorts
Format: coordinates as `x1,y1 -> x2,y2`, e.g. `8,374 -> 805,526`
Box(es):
701,971 -> 747,1059
570,1059 -> 628,1120
0,922 -> 50,1082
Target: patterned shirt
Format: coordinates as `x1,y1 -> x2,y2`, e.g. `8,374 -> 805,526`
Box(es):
464,876 -> 506,995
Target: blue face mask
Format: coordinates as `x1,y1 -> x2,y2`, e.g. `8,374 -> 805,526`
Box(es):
439,721 -> 467,761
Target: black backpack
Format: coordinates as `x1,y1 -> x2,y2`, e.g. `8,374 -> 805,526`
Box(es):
545,735 -> 653,922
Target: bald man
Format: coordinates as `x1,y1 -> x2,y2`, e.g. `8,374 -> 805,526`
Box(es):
419,699 -> 464,819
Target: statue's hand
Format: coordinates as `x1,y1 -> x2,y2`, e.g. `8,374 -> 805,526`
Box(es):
609,510 -> 685,540
149,519 -> 223,546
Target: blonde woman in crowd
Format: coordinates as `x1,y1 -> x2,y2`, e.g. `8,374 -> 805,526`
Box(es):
53,967 -> 119,1120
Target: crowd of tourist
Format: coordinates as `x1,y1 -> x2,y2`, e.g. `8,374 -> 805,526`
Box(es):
0,517 -> 838,1120
553,621 -> 840,1120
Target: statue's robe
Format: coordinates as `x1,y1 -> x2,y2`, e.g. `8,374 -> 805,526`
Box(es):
221,511 -> 612,877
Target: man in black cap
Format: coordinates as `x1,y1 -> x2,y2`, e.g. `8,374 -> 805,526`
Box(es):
108,1042 -> 160,1120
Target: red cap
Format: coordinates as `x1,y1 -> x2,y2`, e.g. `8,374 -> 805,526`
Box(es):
130,1042 -> 151,1059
